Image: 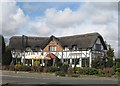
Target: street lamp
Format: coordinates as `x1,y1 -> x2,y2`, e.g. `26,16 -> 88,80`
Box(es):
105,57 -> 108,68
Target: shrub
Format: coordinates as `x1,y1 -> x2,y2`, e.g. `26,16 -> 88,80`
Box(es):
71,74 -> 79,77
56,62 -> 63,67
43,66 -> 48,73
9,64 -> 15,71
31,66 -> 43,72
15,64 -> 22,71
61,64 -> 69,73
116,62 -> 120,68
115,68 -> 120,73
103,68 -> 115,75
82,68 -> 99,75
74,67 -> 82,74
2,65 -> 9,70
33,61 -> 40,66
48,66 -> 60,72
55,71 -> 65,77
21,66 -> 31,71
67,65 -> 73,76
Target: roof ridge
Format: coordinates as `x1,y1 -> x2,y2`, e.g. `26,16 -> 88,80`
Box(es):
59,32 -> 100,38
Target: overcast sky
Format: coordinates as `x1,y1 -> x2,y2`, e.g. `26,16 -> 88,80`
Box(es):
0,0 -> 119,57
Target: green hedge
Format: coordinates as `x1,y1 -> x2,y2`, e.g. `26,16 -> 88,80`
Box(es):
74,67 -> 99,75
21,66 -> 31,71
15,65 -> 31,71
116,68 -> 120,73
71,74 -> 79,77
55,71 -> 66,77
84,68 -> 99,75
48,66 -> 60,72
61,64 -> 69,73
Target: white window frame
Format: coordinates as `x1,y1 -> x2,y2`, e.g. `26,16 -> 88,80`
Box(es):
49,46 -> 56,51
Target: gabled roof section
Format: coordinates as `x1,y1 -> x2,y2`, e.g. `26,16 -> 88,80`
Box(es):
42,35 -> 63,49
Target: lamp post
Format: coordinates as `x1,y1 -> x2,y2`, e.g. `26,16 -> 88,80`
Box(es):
105,57 -> 108,68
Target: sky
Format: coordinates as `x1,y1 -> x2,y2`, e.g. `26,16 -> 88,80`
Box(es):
0,0 -> 119,57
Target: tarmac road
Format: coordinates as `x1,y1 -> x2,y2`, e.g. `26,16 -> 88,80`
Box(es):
1,70 -> 119,85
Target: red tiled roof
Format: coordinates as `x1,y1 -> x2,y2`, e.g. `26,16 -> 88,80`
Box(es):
46,53 -> 56,59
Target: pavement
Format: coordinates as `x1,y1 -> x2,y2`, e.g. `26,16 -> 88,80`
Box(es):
1,70 -> 119,85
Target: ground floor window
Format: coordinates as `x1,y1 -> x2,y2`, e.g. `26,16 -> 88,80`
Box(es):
72,58 -> 79,65
63,59 -> 70,64
12,58 -> 21,65
82,58 -> 89,67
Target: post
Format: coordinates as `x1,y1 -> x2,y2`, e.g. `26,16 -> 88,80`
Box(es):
89,50 -> 92,68
32,59 -> 34,66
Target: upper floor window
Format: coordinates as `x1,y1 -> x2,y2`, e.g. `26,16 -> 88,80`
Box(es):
64,46 -> 69,51
49,46 -> 56,51
26,47 -> 31,51
72,45 -> 77,51
95,44 -> 101,51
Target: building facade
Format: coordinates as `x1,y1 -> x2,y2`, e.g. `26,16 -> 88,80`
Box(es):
9,32 -> 107,67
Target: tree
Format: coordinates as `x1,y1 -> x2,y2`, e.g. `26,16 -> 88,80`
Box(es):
106,45 -> 114,67
2,46 -> 12,65
0,35 -> 6,65
91,56 -> 103,69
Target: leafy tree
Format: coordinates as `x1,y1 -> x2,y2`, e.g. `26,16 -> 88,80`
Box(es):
1,35 -> 5,54
0,35 -> 6,65
91,56 -> 103,69
106,45 -> 114,67
115,58 -> 120,68
2,46 -> 12,65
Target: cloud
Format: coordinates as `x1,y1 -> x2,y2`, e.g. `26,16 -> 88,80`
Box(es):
1,2 -> 29,36
1,2 -> 118,57
45,8 -> 84,28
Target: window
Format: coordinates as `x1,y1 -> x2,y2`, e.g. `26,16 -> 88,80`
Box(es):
72,45 -> 77,51
26,47 -> 31,51
64,46 -> 69,51
96,44 -> 101,51
49,46 -> 56,51
82,58 -> 89,67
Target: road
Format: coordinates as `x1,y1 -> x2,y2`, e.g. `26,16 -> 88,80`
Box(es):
1,70 -> 119,85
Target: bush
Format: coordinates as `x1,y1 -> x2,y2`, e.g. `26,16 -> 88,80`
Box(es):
115,68 -> 120,73
21,66 -> 31,71
103,68 -> 115,75
61,64 -> 69,73
56,62 -> 63,67
55,71 -> 66,77
71,74 -> 79,77
2,65 -> 9,70
9,64 -> 15,71
82,68 -> 99,75
43,66 -> 48,73
31,66 -> 43,72
48,66 -> 60,72
15,64 -> 22,71
33,61 -> 40,66
74,68 -> 99,75
116,62 -> 120,68
67,64 -> 73,76
74,67 -> 82,74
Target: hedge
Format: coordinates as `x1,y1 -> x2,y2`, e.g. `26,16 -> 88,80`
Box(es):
48,66 -> 60,72
55,71 -> 66,77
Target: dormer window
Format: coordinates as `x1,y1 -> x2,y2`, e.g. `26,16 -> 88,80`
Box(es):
64,46 -> 69,51
26,46 -> 31,51
49,46 -> 56,51
72,45 -> 77,51
96,44 -> 101,51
